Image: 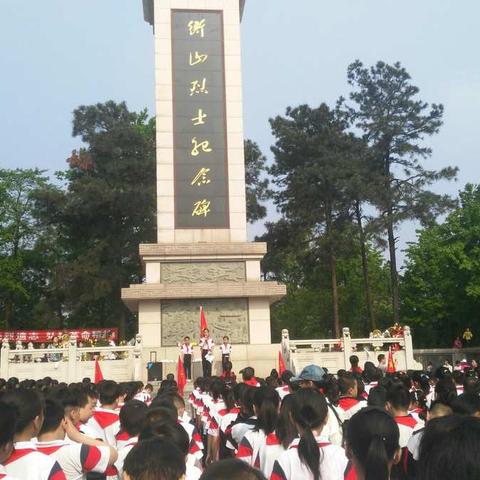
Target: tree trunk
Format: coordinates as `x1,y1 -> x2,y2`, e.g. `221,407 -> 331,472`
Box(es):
330,252 -> 341,338
326,209 -> 341,337
355,201 -> 376,331
386,210 -> 400,323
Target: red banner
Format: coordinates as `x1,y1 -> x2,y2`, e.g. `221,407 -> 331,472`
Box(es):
0,328 -> 118,344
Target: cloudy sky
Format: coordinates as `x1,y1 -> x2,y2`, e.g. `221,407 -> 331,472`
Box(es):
1,0 -> 479,263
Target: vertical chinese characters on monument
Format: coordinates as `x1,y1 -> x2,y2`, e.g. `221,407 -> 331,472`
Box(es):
172,11 -> 229,228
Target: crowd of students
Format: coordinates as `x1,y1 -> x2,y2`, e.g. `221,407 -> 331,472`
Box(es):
1,356 -> 480,480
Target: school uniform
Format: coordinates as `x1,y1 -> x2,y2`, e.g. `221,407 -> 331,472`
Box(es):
323,402 -> 345,446
0,465 -> 19,480
220,343 -> 232,371
36,440 -> 110,480
337,397 -> 365,420
84,407 -> 120,446
114,431 -> 134,451
230,416 -> 257,451
236,429 -> 266,467
271,436 -> 347,480
133,390 -> 151,405
395,414 -> 424,448
275,385 -> 290,400
181,343 -> 194,379
220,407 -> 241,454
256,433 -> 288,478
178,418 -> 204,462
4,441 -> 66,480
114,436 -> 138,479
200,337 -> 214,378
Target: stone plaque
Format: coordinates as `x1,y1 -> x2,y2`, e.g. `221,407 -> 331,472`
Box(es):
161,298 -> 248,346
161,262 -> 245,284
172,10 -> 229,228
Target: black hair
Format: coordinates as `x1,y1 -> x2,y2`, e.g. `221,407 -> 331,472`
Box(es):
123,437 -> 186,480
240,385 -> 256,417
0,401 -> 17,447
451,393 -> 480,416
120,400 -> 148,436
386,384 -> 410,411
139,421 -> 189,455
418,415 -> 480,480
377,354 -> 385,362
276,394 -> 297,449
291,388 -> 329,480
39,398 -> 65,435
409,389 -> 427,410
322,374 -> 339,406
1,389 -> 45,433
210,378 -> 226,401
434,377 -> 457,406
338,373 -> 357,396
280,370 -> 293,386
241,367 -> 255,381
253,386 -> 280,436
98,380 -> 121,405
463,376 -> 480,395
200,458 -> 267,480
146,407 -> 177,427
350,355 -> 360,367
368,386 -> 387,408
150,395 -> 177,417
363,363 -> 382,384
158,379 -> 178,396
347,407 -> 400,480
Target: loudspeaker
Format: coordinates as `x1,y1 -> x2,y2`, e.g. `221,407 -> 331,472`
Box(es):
147,362 -> 163,381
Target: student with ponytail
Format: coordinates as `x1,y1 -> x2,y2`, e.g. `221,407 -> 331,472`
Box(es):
271,388 -> 347,480
345,407 -> 401,480
236,386 -> 279,467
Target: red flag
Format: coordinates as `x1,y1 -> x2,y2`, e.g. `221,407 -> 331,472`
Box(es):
94,358 -> 104,383
387,347 -> 396,373
200,306 -> 208,335
177,355 -> 187,396
278,351 -> 286,375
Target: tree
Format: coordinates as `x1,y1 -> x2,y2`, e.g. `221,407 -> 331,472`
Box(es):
402,184 -> 480,347
0,169 -> 52,329
35,101 -> 157,337
244,139 -> 270,223
268,104 -> 362,336
344,60 -> 458,324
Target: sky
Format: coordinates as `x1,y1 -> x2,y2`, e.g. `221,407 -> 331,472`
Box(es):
1,0 -> 479,265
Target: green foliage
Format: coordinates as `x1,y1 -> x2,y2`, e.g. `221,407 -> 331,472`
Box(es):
402,184 -> 480,347
244,140 -> 269,223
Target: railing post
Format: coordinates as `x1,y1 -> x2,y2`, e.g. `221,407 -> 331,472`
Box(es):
133,334 -> 143,381
403,326 -> 415,370
1,340 -> 10,379
281,329 -> 290,370
342,327 -> 352,370
67,339 -> 77,383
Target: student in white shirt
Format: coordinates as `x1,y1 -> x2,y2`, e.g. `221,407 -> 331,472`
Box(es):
114,400 -> 148,479
345,407 -> 401,480
36,398 -> 117,480
220,336 -> 232,373
237,386 -> 280,467
271,388 -> 347,480
84,381 -> 121,445
181,336 -> 194,380
199,329 -> 215,378
1,389 -> 66,480
0,401 -> 20,480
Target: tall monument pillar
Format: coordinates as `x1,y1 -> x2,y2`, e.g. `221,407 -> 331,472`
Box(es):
122,0 -> 285,377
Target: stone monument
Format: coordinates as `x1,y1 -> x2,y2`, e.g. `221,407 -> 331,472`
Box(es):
122,0 -> 286,377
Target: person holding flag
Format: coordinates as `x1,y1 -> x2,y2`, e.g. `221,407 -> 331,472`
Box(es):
199,306 -> 215,377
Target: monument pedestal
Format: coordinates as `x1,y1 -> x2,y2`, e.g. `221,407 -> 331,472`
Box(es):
122,242 -> 286,378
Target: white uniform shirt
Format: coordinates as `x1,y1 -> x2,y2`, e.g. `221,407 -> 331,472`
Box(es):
271,437 -> 347,480
200,337 -> 214,351
84,407 -> 120,445
182,344 -> 194,355
0,465 -> 20,480
256,433 -> 287,478
114,437 -> 138,480
395,415 -> 424,448
237,429 -> 266,467
36,440 -> 110,480
220,344 -> 232,355
4,441 -> 66,480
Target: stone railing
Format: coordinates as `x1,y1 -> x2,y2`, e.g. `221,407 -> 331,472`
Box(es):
0,335 -> 143,382
281,327 -> 422,374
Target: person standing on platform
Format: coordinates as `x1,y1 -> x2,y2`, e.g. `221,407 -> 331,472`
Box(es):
180,336 -> 193,380
200,328 -> 214,378
220,336 -> 232,373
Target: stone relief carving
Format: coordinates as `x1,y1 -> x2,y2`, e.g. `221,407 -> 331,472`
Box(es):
161,298 -> 248,346
160,262 -> 245,284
